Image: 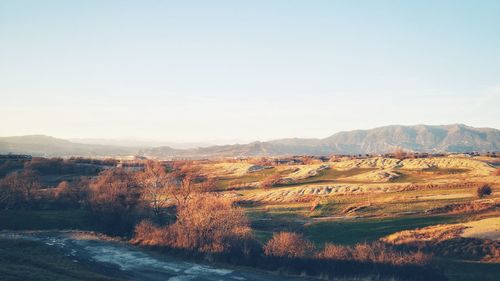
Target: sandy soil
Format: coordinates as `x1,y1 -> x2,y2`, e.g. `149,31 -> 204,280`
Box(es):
200,163 -> 269,177
328,157 -> 495,176
462,217 -> 500,240
338,169 -> 401,182
246,184 -> 406,202
415,193 -> 473,200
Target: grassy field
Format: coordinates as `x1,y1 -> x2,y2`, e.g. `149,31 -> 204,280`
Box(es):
304,215 -> 463,245
435,259 -> 500,281
283,167 -> 377,186
0,157 -> 497,281
0,209 -> 96,231
0,239 -> 120,281
215,168 -> 279,189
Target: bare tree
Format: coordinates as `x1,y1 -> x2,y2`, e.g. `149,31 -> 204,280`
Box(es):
393,149 -> 408,159
89,168 -> 141,212
136,161 -> 172,219
134,194 -> 252,253
0,170 -> 40,207
88,168 -> 144,235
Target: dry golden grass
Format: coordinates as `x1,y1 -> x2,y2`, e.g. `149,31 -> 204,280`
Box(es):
462,217 -> 500,240
494,168 -> 500,176
382,224 -> 466,245
382,217 -> 500,245
425,199 -> 499,215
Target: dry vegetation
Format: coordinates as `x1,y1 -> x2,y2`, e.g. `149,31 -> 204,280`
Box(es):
319,242 -> 430,265
382,218 -> 500,262
0,154 -> 499,280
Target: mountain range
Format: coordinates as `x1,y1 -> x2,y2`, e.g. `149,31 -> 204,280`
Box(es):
1,124 -> 498,159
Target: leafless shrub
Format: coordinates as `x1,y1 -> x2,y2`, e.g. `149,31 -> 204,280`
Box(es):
133,195 -> 251,253
0,170 -> 41,208
132,220 -> 169,246
263,232 -> 315,258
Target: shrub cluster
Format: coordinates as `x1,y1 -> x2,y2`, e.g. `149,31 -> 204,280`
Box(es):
262,232 -> 430,266
476,184 -> 492,198
319,242 -> 430,265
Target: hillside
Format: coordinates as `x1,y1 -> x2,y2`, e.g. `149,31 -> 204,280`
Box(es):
142,124 -> 500,158
0,135 -> 135,157
1,124 -> 498,158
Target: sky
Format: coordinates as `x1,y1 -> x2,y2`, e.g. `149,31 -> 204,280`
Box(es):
1,0 -> 499,143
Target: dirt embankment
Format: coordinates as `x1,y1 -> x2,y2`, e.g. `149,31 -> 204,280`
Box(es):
282,164 -> 329,181
200,163 -> 272,177
338,169 -> 401,182
383,217 -> 500,243
245,184 -> 408,203
425,199 -> 500,215
329,157 -> 495,176
381,217 -> 500,262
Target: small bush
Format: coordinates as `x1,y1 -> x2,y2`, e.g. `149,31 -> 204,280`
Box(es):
132,220 -> 169,246
476,184 -> 492,198
263,232 -> 315,258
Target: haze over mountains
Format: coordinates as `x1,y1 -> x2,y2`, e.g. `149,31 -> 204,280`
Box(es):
1,124 -> 498,159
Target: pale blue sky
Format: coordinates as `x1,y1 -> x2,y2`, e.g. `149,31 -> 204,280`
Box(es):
1,0 -> 499,142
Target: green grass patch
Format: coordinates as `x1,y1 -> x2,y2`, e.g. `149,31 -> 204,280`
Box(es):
0,239 -> 120,281
305,215 -> 462,245
215,168 -> 284,189
0,209 -> 96,231
283,168 -> 377,187
434,259 -> 500,281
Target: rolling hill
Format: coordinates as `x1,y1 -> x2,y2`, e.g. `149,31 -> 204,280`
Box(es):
1,124 -> 498,158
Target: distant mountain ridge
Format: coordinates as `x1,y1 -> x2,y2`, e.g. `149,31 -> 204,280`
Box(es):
1,124 -> 498,158
0,135 -> 134,157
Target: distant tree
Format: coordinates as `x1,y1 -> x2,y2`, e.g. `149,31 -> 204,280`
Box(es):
329,155 -> 340,162
477,184 -> 492,198
263,232 -> 315,257
393,149 -> 408,159
302,156 -> 315,165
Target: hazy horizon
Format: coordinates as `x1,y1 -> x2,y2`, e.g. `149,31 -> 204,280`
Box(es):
2,1 -> 499,142
0,123 -> 498,148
